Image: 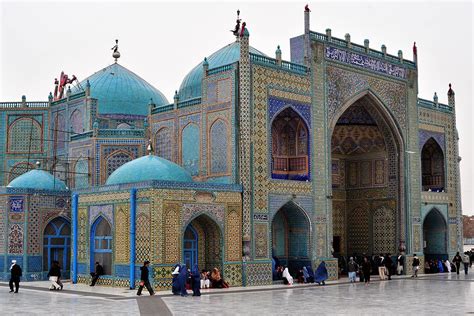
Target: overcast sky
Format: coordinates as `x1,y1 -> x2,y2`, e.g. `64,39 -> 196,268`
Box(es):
1,0 -> 472,214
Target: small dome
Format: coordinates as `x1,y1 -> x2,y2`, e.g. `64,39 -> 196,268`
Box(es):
178,41 -> 267,100
7,170 -> 68,191
106,155 -> 192,185
72,63 -> 168,116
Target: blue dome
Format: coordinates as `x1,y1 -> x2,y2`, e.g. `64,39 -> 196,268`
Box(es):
7,170 -> 68,191
178,41 -> 267,100
106,155 -> 192,185
72,63 -> 168,116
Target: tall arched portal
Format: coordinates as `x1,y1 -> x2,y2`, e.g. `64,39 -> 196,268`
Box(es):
421,138 -> 445,191
43,217 -> 71,276
331,94 -> 401,257
271,202 -> 311,276
423,209 -> 448,261
90,216 -> 112,275
183,214 -> 222,271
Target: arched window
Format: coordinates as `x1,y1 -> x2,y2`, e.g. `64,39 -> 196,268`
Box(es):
70,110 -> 82,134
209,119 -> 228,174
271,108 -> 309,180
43,217 -> 71,273
181,123 -> 200,176
8,118 -> 42,152
105,151 -> 133,179
421,138 -> 445,191
155,127 -> 173,161
8,162 -> 35,183
74,158 -> 89,188
54,113 -> 66,152
90,216 -> 112,275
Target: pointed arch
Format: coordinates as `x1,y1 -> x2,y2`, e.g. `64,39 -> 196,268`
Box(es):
8,162 -> 35,183
181,123 -> 200,176
70,109 -> 83,134
270,107 -> 310,181
8,117 -> 42,153
423,208 -> 448,260
90,215 -> 112,275
209,118 -> 229,175
155,127 -> 173,161
105,150 -> 133,179
421,137 -> 445,191
43,217 -> 71,273
74,157 -> 89,189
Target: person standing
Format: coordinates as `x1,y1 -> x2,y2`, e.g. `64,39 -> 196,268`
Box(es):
396,253 -> 404,275
90,262 -> 104,286
377,254 -> 386,280
9,260 -> 22,293
137,261 -> 154,296
178,264 -> 188,296
47,261 -> 62,290
315,261 -> 328,286
411,254 -> 420,278
191,265 -> 201,296
453,252 -> 462,275
362,257 -> 371,286
171,264 -> 180,294
463,253 -> 470,275
384,254 -> 393,280
347,257 -> 358,283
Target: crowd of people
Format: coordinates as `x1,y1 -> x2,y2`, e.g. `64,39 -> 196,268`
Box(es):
273,261 -> 329,286
424,251 -> 472,275
168,265 -> 229,297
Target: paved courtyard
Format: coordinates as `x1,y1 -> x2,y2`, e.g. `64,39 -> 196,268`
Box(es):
1,273 -> 474,315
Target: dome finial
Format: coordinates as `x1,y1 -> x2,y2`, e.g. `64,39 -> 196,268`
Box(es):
147,139 -> 154,155
35,161 -> 41,169
111,39 -> 120,63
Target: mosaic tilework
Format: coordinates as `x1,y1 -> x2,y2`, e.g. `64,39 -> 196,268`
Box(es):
226,205 -> 242,262
207,81 -> 218,104
372,207 -> 396,254
224,263 -> 242,286
245,262 -> 272,286
74,159 -> 89,189
254,223 -> 268,259
0,197 -> 5,254
210,119 -> 229,174
8,223 -> 23,254
163,202 -> 180,264
8,117 -> 42,152
70,109 -> 83,134
347,206 -> 369,254
181,123 -> 200,176
419,129 -> 445,154
105,151 -> 133,179
78,208 -> 88,262
28,255 -> 42,272
182,203 -> 224,227
326,65 -> 407,131
89,204 -> 113,227
114,205 -> 129,264
8,162 -> 35,183
332,200 -> 346,254
155,127 -> 173,161
136,212 -> 151,263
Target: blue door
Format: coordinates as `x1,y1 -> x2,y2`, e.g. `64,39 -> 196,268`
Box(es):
183,225 -> 198,269
43,217 -> 71,277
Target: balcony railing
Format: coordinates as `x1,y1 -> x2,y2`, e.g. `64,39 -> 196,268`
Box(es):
272,155 -> 308,174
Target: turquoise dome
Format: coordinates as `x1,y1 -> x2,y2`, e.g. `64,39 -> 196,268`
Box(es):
178,41 -> 267,100
106,155 -> 192,185
72,63 -> 168,116
7,170 -> 68,191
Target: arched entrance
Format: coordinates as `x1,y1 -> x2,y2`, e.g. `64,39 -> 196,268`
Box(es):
43,217 -> 71,276
330,93 -> 402,257
271,202 -> 311,276
423,209 -> 448,261
421,138 -> 445,191
183,214 -> 222,270
90,216 -> 112,275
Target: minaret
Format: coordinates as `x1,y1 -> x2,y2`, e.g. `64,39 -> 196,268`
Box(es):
304,5 -> 311,67
413,42 -> 418,66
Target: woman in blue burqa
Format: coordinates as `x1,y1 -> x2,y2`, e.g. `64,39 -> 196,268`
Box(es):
191,265 -> 201,296
178,264 -> 188,296
171,263 -> 180,295
305,265 -> 315,283
315,261 -> 328,286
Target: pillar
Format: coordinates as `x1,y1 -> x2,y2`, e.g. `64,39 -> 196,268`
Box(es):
72,193 -> 79,284
129,188 -> 137,289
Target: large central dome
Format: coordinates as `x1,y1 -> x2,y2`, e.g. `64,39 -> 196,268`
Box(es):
178,41 -> 267,100
72,63 -> 168,116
